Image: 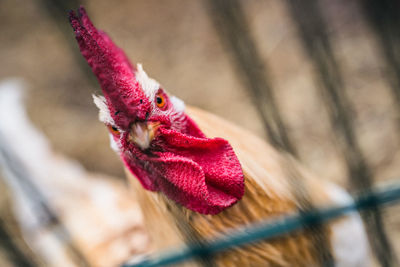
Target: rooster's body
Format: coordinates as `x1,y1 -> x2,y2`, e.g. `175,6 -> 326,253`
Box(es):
69,7 -> 369,266
129,107 -> 369,266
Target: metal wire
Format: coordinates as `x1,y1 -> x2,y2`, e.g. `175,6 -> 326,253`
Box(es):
0,132 -> 90,267
0,218 -> 36,267
285,1 -> 396,265
205,0 -> 297,156
360,0 -> 400,116
122,181 -> 400,267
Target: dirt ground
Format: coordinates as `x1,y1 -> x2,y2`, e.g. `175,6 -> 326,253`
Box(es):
1,0 -> 400,265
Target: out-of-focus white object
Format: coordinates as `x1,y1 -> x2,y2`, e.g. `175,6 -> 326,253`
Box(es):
0,79 -> 150,267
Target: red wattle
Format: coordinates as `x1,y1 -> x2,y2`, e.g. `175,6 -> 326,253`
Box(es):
122,126 -> 245,215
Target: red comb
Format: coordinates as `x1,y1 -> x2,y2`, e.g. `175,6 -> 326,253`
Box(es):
69,7 -> 149,128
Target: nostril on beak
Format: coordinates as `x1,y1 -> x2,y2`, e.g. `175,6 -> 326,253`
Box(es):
128,122 -> 149,150
128,121 -> 159,150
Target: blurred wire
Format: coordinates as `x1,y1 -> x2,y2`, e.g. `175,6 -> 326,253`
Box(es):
0,175 -> 44,266
157,196 -> 217,267
0,218 -> 36,267
283,158 -> 333,266
0,131 -> 90,267
359,0 -> 400,126
122,180 -> 400,267
205,0 -> 297,156
204,1 -> 333,265
38,0 -> 98,87
285,0 -> 396,266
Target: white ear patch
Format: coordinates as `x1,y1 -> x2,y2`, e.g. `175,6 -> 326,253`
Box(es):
92,95 -> 115,125
135,64 -> 160,100
109,133 -> 121,153
170,96 -> 185,113
135,63 -> 186,114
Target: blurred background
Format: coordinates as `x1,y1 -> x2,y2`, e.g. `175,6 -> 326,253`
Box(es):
1,0 -> 400,266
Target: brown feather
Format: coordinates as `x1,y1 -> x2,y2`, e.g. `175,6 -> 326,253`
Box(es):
126,106 -> 344,266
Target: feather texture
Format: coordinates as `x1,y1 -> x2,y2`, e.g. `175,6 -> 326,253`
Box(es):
127,107 -> 370,266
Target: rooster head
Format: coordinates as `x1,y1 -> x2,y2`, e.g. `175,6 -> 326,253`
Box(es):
69,7 -> 244,214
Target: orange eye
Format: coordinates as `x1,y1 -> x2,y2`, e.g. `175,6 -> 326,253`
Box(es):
108,125 -> 120,135
155,93 -> 166,109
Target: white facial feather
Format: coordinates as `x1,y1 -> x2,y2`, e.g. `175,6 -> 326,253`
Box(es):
109,134 -> 121,153
170,96 -> 185,113
135,64 -> 160,101
93,65 -> 187,151
135,63 -> 186,115
92,95 -> 115,125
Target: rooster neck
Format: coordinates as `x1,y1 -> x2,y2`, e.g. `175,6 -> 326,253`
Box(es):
127,168 -> 333,266
125,107 -> 337,266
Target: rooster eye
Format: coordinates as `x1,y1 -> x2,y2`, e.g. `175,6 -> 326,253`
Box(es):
155,93 -> 166,109
108,125 -> 120,135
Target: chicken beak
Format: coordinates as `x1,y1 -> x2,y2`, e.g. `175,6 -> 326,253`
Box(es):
128,122 -> 160,150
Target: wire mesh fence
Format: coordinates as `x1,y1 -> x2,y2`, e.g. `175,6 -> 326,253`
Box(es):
123,181 -> 400,267
121,1 -> 400,266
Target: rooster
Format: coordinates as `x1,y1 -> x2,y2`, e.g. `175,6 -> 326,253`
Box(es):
69,7 -> 370,266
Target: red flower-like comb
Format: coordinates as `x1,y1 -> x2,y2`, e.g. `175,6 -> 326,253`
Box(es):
69,7 -> 149,128
69,7 -> 245,214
